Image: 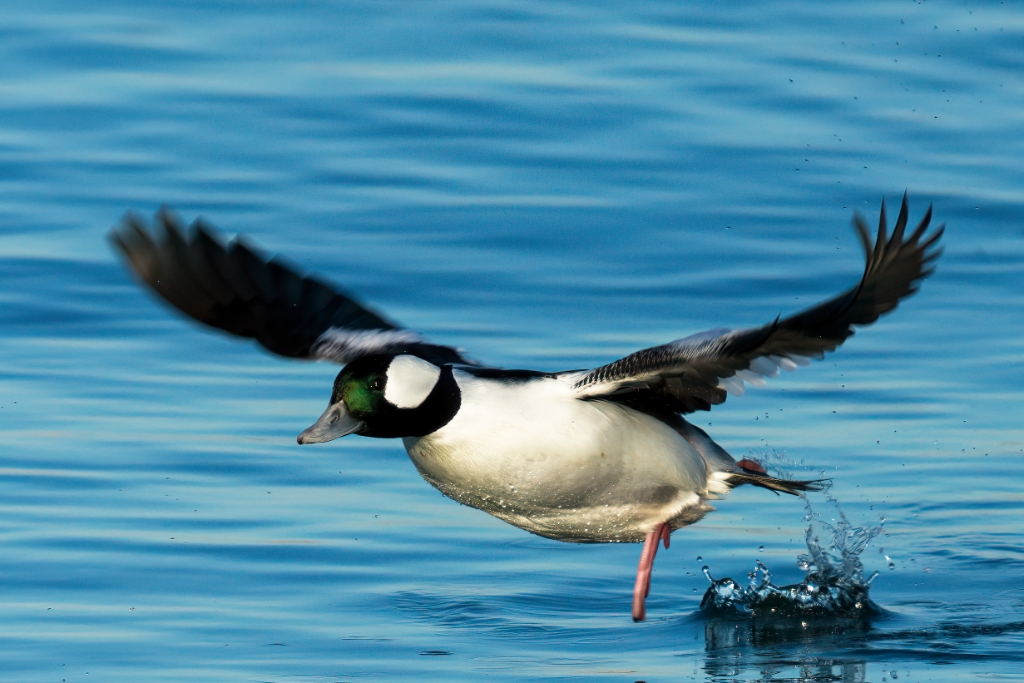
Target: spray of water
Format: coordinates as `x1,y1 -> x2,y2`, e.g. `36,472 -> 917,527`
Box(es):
699,481 -> 883,618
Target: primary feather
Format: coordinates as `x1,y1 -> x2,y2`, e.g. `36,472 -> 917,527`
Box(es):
571,193 -> 943,414
108,209 -> 471,366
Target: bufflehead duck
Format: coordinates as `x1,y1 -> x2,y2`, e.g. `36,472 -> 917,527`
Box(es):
109,195 -> 942,621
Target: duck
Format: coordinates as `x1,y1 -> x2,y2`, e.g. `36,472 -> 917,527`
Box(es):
108,194 -> 942,621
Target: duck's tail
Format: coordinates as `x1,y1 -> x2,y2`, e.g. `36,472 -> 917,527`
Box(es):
721,460 -> 826,496
666,415 -> 827,497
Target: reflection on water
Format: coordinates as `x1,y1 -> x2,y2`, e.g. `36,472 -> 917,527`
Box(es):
702,617 -> 871,683
700,607 -> 1024,681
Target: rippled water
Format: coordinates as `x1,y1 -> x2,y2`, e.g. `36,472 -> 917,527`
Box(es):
2,1 -> 1024,681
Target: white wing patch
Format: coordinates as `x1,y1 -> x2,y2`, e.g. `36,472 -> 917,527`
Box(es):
717,354 -> 810,396
385,355 -> 441,409
311,328 -> 422,364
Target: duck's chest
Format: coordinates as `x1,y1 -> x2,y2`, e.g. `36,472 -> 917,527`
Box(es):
401,375 -> 706,512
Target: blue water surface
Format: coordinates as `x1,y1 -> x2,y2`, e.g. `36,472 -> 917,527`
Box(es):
2,1 -> 1024,681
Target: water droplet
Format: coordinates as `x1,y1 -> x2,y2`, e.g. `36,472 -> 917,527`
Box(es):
696,555 -> 702,562
758,545 -> 764,552
695,496 -> 881,616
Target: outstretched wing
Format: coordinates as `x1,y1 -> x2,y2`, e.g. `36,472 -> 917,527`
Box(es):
572,194 -> 943,413
108,210 -> 472,366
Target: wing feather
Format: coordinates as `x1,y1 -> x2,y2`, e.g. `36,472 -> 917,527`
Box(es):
108,209 -> 472,366
573,194 -> 943,413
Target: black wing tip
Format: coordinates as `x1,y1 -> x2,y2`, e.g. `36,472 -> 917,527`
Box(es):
105,222 -> 128,251
107,209 -> 175,256
864,192 -> 939,230
107,209 -> 146,245
871,192 -> 937,238
110,207 -> 239,252
106,206 -> 468,366
921,221 -> 944,252
860,193 -> 944,272
851,213 -> 873,259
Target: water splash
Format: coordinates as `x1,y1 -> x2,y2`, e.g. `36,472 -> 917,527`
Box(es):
699,498 -> 882,617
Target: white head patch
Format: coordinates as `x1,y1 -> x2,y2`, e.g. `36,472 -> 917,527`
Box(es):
384,355 -> 441,409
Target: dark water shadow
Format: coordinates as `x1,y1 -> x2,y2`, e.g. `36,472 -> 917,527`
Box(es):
696,612 -> 876,682
690,607 -> 1024,681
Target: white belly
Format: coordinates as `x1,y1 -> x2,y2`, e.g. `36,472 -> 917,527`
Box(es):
403,373 -> 712,542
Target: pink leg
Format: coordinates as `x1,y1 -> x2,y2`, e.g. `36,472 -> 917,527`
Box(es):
632,522 -> 670,622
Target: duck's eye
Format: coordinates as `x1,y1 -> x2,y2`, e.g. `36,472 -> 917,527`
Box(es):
369,377 -> 384,391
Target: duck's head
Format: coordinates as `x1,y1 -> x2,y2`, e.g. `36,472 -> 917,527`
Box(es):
297,353 -> 461,443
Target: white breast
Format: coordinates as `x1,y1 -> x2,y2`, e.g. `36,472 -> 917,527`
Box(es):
402,372 -> 710,542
